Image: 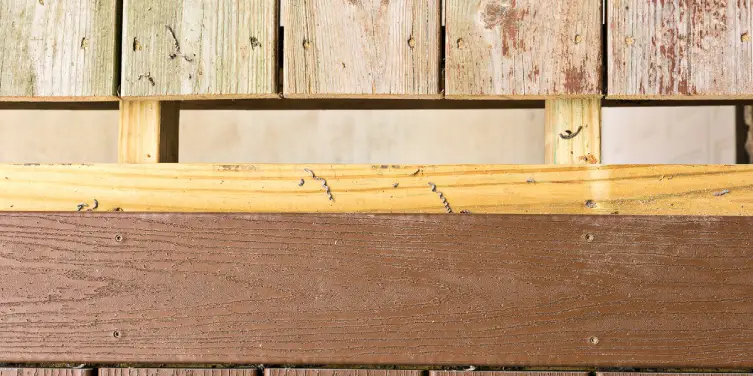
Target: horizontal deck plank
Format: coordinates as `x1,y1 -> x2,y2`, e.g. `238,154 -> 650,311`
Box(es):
0,0 -> 119,100
608,0 -> 753,98
266,371 -> 420,376
445,0 -> 602,98
101,369 -> 256,376
0,370 -> 91,376
121,0 -> 278,98
0,164 -> 751,215
284,0 -> 441,98
0,213 -> 752,366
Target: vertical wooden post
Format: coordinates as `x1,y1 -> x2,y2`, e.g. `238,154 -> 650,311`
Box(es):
545,98 -> 602,164
118,101 -> 180,163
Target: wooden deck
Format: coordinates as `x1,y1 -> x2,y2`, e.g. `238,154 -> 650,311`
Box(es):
1,0 -> 752,370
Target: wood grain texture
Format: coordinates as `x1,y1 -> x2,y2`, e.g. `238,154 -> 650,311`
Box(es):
1,212 -> 753,366
445,0 -> 602,98
267,370 -> 419,376
284,0 -> 441,98
600,373 -> 751,376
0,370 -> 91,376
1,164 -> 753,215
609,0 -> 753,99
122,0 -> 278,99
545,99 -> 602,164
746,106 -> 753,163
433,372 -> 587,376
102,369 -> 255,376
0,0 -> 118,100
119,101 -> 180,163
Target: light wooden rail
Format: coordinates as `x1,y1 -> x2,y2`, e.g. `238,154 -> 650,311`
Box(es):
0,164 -> 748,215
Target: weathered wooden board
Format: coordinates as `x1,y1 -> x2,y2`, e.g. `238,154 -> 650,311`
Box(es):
445,0 -> 602,98
122,0 -> 278,99
0,0 -> 119,101
0,164 -> 752,215
1,213 -> 752,366
284,0 -> 441,98
102,369 -> 255,376
599,373 -> 750,376
609,0 -> 753,98
267,371 -> 419,376
433,372 -> 587,376
0,370 -> 91,376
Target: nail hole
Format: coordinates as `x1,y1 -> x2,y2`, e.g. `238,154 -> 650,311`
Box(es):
112,330 -> 122,338
302,39 -> 311,49
115,234 -> 123,242
146,153 -> 152,158
585,233 -> 594,242
589,336 -> 599,345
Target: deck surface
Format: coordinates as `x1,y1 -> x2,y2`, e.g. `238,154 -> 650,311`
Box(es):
1,212 -> 751,366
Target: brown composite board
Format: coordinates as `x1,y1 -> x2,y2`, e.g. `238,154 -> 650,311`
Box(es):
0,213 -> 752,366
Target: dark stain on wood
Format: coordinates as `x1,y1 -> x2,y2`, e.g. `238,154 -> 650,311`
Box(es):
1,213 -> 752,366
563,66 -> 586,93
482,0 -> 529,56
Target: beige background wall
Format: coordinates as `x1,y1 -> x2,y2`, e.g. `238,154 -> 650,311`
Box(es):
0,107 -> 735,164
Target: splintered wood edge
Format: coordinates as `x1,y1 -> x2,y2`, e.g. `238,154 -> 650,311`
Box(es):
607,94 -> 753,100
0,164 -> 751,215
446,94 -> 604,100
282,93 -> 444,99
0,96 -> 120,102
121,93 -> 282,100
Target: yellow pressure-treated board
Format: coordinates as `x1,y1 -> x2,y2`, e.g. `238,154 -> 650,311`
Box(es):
0,0 -> 119,101
545,98 -> 602,164
445,0 -> 602,98
609,0 -> 753,99
0,164 -> 750,215
119,101 -> 180,163
122,0 -> 278,99
284,0 -> 441,98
